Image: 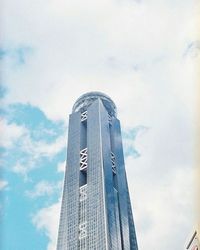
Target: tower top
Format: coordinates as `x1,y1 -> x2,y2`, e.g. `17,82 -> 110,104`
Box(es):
72,91 -> 117,117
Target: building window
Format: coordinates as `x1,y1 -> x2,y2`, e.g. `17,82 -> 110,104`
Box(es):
80,148 -> 87,171
81,111 -> 87,122
79,222 -> 87,239
111,152 -> 116,174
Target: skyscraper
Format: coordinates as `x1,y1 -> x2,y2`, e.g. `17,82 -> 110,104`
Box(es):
57,92 -> 138,250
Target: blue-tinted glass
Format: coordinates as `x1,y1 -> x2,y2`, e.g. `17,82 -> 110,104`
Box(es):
57,92 -> 138,250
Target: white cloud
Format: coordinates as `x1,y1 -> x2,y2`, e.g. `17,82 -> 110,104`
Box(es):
0,118 -> 26,148
57,161 -> 66,173
32,136 -> 65,158
17,132 -> 66,159
32,201 -> 61,250
12,162 -> 28,177
1,0 -> 199,125
125,127 -> 196,249
25,180 -> 62,199
11,132 -> 66,177
0,180 -> 8,190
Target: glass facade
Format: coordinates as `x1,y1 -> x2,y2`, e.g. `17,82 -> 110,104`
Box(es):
57,92 -> 138,250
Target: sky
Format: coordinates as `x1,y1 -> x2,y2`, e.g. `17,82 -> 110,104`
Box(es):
0,0 -> 200,249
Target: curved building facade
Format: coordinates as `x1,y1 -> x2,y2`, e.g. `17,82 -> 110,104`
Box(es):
57,92 -> 138,250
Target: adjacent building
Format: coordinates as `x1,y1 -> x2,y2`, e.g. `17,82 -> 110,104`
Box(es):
186,231 -> 200,250
57,92 -> 138,250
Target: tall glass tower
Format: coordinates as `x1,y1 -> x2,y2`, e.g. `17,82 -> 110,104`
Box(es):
57,92 -> 138,250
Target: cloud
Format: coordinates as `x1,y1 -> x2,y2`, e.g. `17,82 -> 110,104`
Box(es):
21,134 -> 66,158
183,40 -> 200,58
125,128 -> 196,249
126,158 -> 195,249
12,162 -> 30,179
0,180 -> 8,190
32,201 -> 61,250
0,114 -> 66,177
1,0 -> 198,125
10,133 -> 66,178
0,118 -> 26,148
25,180 -> 62,199
57,161 -> 66,173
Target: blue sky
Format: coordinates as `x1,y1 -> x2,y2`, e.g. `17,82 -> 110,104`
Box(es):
0,0 -> 199,249
0,101 -> 66,250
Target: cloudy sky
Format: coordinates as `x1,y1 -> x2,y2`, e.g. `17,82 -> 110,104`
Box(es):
0,0 -> 200,249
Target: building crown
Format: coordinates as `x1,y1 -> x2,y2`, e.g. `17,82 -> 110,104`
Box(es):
72,91 -> 117,117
